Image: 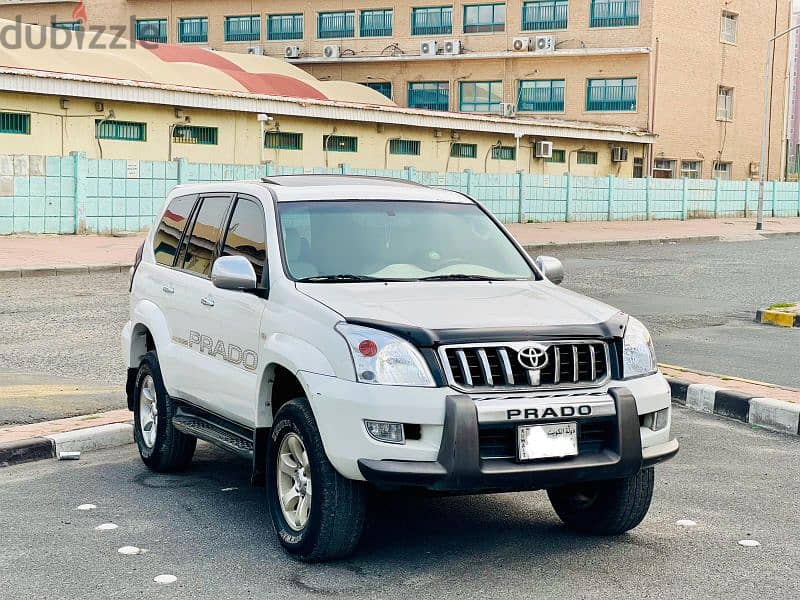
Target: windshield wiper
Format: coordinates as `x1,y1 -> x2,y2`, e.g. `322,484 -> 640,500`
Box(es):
419,274 -> 517,281
297,274 -> 387,283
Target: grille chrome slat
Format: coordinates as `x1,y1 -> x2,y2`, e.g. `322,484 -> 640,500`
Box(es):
440,341 -> 610,392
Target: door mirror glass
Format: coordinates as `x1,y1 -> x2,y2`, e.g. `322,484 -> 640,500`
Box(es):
211,256 -> 257,290
535,255 -> 564,285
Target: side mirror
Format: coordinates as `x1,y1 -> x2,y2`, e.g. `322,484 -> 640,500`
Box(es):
211,256 -> 257,291
535,255 -> 564,285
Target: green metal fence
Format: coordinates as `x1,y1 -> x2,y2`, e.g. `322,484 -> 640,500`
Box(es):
1,153 -> 799,235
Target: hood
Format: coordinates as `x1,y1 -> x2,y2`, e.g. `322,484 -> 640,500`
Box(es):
296,281 -> 620,331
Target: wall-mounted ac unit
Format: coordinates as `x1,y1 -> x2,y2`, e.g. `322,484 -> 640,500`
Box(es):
500,103 -> 517,118
284,46 -> 301,59
420,40 -> 438,56
611,146 -> 629,162
443,39 -> 461,55
512,37 -> 532,52
534,35 -> 556,54
535,140 -> 554,158
247,46 -> 264,55
323,44 -> 341,59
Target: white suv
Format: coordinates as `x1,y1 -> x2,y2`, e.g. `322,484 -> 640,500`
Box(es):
122,176 -> 677,561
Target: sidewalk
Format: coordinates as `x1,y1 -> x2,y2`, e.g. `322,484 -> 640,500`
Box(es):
2,218 -> 800,274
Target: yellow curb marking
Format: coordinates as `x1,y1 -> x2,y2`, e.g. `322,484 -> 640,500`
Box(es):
0,384 -> 119,400
760,310 -> 796,328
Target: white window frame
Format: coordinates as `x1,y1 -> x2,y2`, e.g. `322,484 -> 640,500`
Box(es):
653,158 -> 676,178
717,86 -> 734,121
721,11 -> 738,44
680,160 -> 702,179
713,161 -> 732,180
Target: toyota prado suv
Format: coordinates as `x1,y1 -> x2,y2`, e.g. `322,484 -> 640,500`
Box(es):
122,175 -> 678,561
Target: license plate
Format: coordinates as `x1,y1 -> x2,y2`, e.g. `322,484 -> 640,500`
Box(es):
517,422 -> 578,461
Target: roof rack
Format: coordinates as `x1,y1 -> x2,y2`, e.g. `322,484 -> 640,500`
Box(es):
260,174 -> 426,188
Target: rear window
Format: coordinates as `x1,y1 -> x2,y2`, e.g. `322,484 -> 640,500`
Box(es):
153,195 -> 196,266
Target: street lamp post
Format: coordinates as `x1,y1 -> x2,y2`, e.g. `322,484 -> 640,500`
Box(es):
756,23 -> 800,231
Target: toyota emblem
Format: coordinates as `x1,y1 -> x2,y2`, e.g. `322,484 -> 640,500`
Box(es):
517,344 -> 550,371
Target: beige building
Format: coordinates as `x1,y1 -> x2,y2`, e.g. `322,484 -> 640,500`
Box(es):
0,0 -> 790,179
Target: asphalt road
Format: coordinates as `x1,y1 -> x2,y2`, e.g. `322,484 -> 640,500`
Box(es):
1,407 -> 798,599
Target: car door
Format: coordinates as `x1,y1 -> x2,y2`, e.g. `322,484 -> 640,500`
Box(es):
191,194 -> 269,427
168,193 -> 234,407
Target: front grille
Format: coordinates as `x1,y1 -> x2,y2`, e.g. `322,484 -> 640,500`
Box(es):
440,341 -> 610,391
479,418 -> 615,460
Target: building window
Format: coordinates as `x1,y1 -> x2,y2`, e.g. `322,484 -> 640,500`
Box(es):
546,149 -> 566,163
389,139 -> 422,155
265,131 -> 303,150
268,14 -> 303,41
576,151 -> 598,165
224,15 -> 260,42
52,21 -> 82,31
0,112 -> 30,135
96,120 -> 147,142
680,160 -> 702,179
323,134 -> 358,152
135,19 -> 167,43
451,143 -> 477,159
590,0 -> 639,28
713,161 -> 732,180
318,11 -> 355,38
518,79 -> 565,112
173,125 -> 218,145
586,78 -> 637,112
412,6 -> 453,35
633,157 -> 644,177
408,82 -> 450,111
653,159 -> 676,178
492,146 -> 516,160
522,1 -> 568,31
178,17 -> 208,44
717,86 -> 734,121
459,81 -> 503,113
363,81 -> 393,99
463,3 -> 506,33
721,11 -> 737,44
360,9 -> 393,37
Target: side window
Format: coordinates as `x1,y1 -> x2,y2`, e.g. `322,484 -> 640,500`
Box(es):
222,197 -> 267,284
153,195 -> 196,266
180,196 -> 232,277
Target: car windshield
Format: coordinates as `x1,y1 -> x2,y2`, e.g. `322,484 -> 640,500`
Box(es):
278,200 -> 536,282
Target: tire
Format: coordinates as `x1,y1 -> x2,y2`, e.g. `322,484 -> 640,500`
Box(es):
266,398 -> 368,562
547,468 -> 655,535
133,351 -> 196,472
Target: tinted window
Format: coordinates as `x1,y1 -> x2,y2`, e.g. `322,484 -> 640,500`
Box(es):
153,195 -> 196,266
181,196 -> 232,277
222,197 -> 267,284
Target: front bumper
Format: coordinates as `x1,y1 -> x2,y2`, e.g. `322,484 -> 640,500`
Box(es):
358,388 -> 678,493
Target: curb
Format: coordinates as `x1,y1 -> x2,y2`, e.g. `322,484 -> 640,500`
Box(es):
668,378 -> 800,436
0,422 -> 133,467
0,264 -> 132,279
522,235 -> 721,254
756,309 -> 800,328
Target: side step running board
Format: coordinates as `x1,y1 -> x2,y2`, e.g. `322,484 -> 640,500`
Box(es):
173,414 -> 254,459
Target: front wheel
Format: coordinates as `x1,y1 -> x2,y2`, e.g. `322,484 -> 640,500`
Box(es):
547,468 -> 655,535
266,398 -> 368,562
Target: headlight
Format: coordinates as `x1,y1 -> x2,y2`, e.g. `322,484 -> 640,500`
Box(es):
622,317 -> 657,378
335,323 -> 436,387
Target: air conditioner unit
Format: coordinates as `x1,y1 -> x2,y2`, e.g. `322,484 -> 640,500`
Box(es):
534,140 -> 554,158
247,46 -> 264,56
500,102 -> 517,118
443,39 -> 462,55
323,44 -> 341,59
534,35 -> 556,54
611,146 -> 629,162
284,46 -> 301,59
512,37 -> 532,52
420,40 -> 438,56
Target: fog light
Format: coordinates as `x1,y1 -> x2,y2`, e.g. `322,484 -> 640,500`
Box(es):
364,420 -> 405,444
642,408 -> 670,431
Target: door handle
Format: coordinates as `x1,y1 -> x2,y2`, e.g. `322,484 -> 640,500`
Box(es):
200,296 -> 215,307
162,285 -> 174,295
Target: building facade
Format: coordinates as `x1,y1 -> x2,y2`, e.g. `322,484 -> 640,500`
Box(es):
0,0 -> 791,180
